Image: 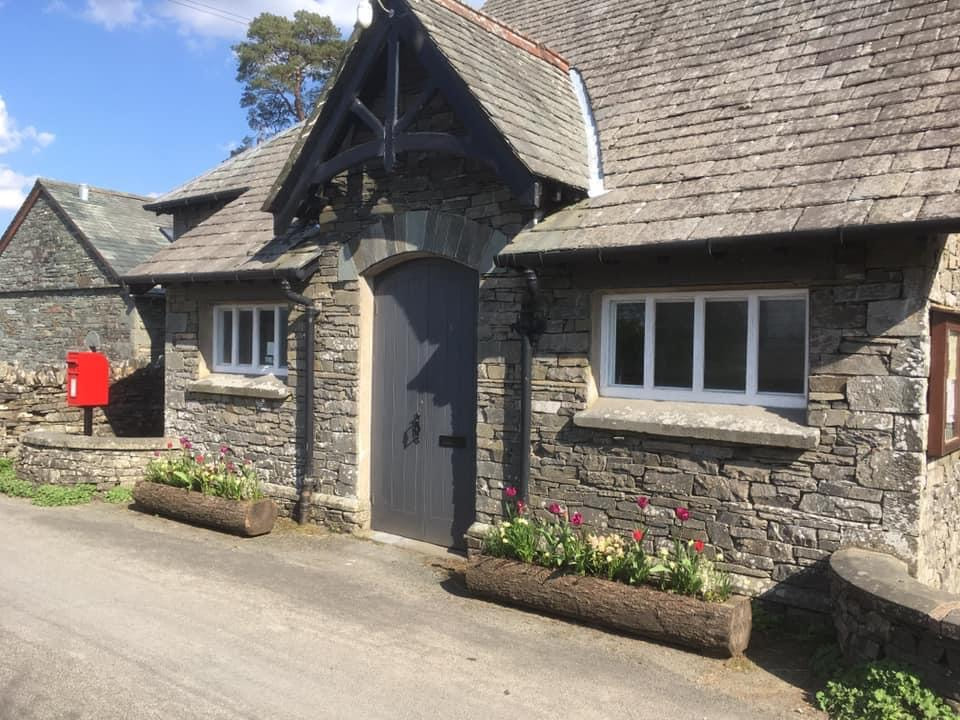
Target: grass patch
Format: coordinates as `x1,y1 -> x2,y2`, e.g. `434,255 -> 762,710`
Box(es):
103,485 -> 133,504
31,484 -> 96,507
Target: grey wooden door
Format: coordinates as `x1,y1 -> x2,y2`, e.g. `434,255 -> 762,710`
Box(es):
372,258 -> 477,548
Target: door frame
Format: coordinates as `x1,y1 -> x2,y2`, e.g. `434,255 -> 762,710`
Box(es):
356,252 -> 479,546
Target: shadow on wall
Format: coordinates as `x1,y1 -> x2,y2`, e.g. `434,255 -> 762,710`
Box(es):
102,363 -> 165,437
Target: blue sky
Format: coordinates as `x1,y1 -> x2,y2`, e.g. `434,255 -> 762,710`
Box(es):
0,0 -> 481,231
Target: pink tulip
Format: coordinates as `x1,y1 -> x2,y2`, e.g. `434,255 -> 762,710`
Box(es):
504,486 -> 517,498
636,496 -> 649,509
570,512 -> 583,527
675,507 -> 690,522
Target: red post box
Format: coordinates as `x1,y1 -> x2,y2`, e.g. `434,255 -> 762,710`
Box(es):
66,351 -> 109,407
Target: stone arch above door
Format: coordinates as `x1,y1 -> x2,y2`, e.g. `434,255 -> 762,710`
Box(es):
338,211 -> 510,282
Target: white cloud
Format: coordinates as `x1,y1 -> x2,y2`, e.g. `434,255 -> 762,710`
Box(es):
0,167 -> 34,211
83,0 -> 143,29
0,97 -> 56,155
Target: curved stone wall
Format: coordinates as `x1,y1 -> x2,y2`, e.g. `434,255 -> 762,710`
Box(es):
17,431 -> 175,490
830,548 -> 960,701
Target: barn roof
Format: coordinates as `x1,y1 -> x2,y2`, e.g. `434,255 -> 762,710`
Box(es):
483,0 -> 960,257
0,179 -> 171,280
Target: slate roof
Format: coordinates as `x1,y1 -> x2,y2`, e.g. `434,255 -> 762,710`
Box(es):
482,0 -> 960,256
125,124 -> 321,283
266,0 -> 590,218
409,0 -> 588,190
0,179 -> 171,279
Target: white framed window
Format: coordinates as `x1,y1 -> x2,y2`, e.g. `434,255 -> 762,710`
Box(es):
213,304 -> 289,376
600,289 -> 808,409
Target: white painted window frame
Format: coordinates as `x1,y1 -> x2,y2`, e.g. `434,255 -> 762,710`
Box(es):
213,304 -> 289,376
600,289 -> 809,409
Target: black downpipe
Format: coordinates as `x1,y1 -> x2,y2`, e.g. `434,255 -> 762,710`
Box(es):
281,280 -> 317,525
515,268 -> 545,501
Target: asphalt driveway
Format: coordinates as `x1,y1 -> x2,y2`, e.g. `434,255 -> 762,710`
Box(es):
0,496 -> 820,719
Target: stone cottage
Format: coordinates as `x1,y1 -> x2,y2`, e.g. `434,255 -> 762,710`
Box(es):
0,179 -> 169,449
128,0 -> 960,610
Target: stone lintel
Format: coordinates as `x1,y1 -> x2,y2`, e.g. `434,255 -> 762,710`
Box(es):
573,397 -> 820,449
187,374 -> 291,401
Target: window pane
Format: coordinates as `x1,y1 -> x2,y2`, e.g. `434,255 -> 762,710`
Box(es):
238,310 -> 253,365
704,300 -> 747,391
219,309 -> 233,365
614,302 -> 645,385
947,331 -> 960,442
654,301 -> 694,388
258,308 -> 276,367
758,298 -> 806,394
279,308 -> 289,369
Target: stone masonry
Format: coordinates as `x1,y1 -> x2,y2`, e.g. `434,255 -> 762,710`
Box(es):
0,193 -> 164,448
162,83 -> 960,609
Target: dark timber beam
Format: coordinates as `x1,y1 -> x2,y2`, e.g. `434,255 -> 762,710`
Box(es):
351,98 -> 384,135
384,31 -> 400,173
396,80 -> 437,134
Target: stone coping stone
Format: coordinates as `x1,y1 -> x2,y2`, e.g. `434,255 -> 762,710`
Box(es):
187,374 -> 291,400
830,548 -> 960,635
22,431 -> 175,452
574,397 -> 820,449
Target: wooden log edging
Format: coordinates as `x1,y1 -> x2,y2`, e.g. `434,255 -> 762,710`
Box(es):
465,556 -> 752,656
132,481 -> 277,537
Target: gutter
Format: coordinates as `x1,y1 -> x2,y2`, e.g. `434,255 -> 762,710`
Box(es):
280,279 -> 319,525
494,217 -> 960,269
144,187 -> 249,213
122,260 -> 320,288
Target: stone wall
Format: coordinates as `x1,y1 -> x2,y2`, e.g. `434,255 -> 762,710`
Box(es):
0,192 -> 165,446
471,232 -> 936,610
831,547 -> 960,702
162,285 -> 300,497
919,232 -> 960,592
17,430 -> 175,490
0,361 -> 164,455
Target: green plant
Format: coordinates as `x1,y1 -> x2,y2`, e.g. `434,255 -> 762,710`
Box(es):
31,484 -> 96,507
145,439 -> 264,501
482,490 -> 731,602
817,661 -> 959,720
103,486 -> 133,504
811,643 -> 846,681
0,460 -> 37,498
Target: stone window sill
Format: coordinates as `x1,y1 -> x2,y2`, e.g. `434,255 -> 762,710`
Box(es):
573,397 -> 820,450
187,373 -> 291,401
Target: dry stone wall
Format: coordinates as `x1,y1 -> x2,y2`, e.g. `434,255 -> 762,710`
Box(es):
0,361 -> 163,455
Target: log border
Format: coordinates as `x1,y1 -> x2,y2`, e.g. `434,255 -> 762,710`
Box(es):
465,556 -> 752,656
132,481 -> 278,537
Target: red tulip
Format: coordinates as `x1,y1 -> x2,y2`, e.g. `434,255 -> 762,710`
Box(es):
504,486 -> 517,498
516,500 -> 526,514
694,539 -> 705,553
570,512 -> 583,527
675,507 -> 690,522
633,529 -> 645,542
195,454 -> 204,464
636,496 -> 649,509
549,502 -> 563,515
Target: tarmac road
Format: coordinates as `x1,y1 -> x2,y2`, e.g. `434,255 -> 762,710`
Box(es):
0,495 -> 818,719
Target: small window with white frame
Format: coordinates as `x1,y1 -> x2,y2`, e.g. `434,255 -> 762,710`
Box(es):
600,289 -> 808,408
213,304 -> 289,375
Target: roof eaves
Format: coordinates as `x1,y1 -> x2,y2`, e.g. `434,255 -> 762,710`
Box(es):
144,186 -> 249,213
0,181 -> 42,255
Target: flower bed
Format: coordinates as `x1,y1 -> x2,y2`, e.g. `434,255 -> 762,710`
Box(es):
132,438 -> 276,537
466,488 -> 752,655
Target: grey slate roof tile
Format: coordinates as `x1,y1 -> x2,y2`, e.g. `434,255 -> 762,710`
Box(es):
37,179 -> 170,277
482,0 -> 960,255
125,125 -> 316,282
